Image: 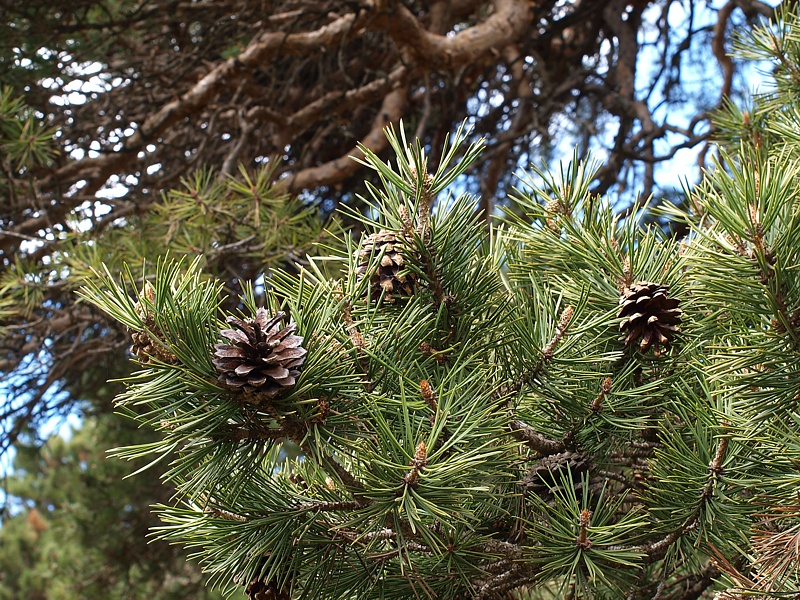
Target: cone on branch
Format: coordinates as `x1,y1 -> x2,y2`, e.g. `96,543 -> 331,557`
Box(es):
213,308 -> 306,400
129,282 -> 178,364
618,281 -> 682,354
246,578 -> 290,600
522,451 -> 592,501
355,229 -> 416,301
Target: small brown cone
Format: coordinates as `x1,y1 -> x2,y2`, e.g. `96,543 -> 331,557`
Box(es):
355,230 -> 415,301
213,308 -> 306,400
618,281 -> 682,354
246,579 -> 290,600
522,451 -> 591,501
129,282 -> 178,364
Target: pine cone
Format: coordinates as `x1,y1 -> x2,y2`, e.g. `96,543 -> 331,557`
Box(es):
213,309 -> 306,399
618,281 -> 682,354
522,451 -> 592,501
129,282 -> 178,364
355,229 -> 415,301
246,579 -> 290,600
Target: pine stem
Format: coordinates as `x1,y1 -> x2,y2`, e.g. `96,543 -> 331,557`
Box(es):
295,500 -> 363,512
508,419 -> 565,454
205,506 -> 248,522
499,305 -> 575,399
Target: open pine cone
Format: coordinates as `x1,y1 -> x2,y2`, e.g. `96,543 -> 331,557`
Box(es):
618,281 -> 682,354
355,229 -> 416,301
213,308 -> 306,399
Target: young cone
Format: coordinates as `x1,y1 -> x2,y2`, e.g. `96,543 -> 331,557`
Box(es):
130,282 -> 178,364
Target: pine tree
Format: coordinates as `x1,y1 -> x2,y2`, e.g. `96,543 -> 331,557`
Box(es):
0,416 -> 243,600
81,8 -> 800,600
0,87 -> 326,597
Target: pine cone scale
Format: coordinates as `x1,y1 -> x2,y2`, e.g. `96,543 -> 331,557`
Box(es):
272,325 -> 296,340
270,347 -> 305,360
221,329 -> 249,344
214,346 -> 246,358
260,365 -> 289,378
214,358 -> 245,371
234,364 -> 259,375
656,310 -> 681,324
273,334 -> 302,347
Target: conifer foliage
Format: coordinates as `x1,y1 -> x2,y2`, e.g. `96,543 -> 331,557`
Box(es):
82,10 -> 800,599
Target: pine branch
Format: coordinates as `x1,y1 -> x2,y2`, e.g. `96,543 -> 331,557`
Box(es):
72,46 -> 800,597
509,419 -> 566,455
676,561 -> 721,600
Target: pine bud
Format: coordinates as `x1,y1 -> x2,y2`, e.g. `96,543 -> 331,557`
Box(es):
398,204 -> 414,236
543,305 -> 573,359
576,508 -> 592,549
412,441 -> 428,468
350,330 -> 365,349
590,377 -> 612,413
314,398 -> 330,424
401,441 -> 428,491
420,380 -> 437,412
402,469 -> 419,488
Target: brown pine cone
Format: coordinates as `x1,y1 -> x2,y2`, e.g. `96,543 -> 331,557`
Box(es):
129,282 -> 178,364
246,578 -> 290,600
618,281 -> 682,354
213,309 -> 306,399
522,451 -> 592,501
355,229 -> 416,301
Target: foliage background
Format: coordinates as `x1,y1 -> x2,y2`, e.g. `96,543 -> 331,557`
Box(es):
0,0 -> 789,598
